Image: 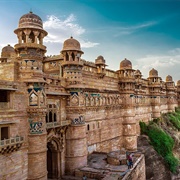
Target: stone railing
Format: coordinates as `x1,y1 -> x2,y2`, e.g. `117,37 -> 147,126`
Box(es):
0,136 -> 24,154
14,43 -> 46,51
46,120 -> 70,129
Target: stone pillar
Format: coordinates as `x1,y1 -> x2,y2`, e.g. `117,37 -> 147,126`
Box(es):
27,107 -> 47,180
151,96 -> 161,118
33,31 -> 40,44
65,124 -> 87,175
24,29 -> 31,43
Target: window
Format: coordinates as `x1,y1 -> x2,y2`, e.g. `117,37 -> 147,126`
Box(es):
0,90 -> 9,102
0,126 -> 9,140
46,104 -> 57,123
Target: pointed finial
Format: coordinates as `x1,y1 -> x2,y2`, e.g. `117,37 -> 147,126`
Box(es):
29,8 -> 33,13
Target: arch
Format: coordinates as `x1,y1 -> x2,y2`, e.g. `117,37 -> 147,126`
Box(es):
47,138 -> 61,179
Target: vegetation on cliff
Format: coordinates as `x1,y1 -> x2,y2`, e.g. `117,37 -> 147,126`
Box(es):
140,109 -> 180,173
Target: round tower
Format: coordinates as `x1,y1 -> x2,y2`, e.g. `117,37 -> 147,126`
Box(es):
95,55 -> 106,77
166,75 -> 177,111
14,11 -> 47,82
177,80 -> 180,107
118,58 -> 137,151
14,12 -> 48,180
148,68 -> 161,118
61,37 -> 84,89
65,122 -> 87,175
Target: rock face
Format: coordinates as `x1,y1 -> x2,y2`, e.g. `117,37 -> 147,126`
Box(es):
137,135 -> 172,180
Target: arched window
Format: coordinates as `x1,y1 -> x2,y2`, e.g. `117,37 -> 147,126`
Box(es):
87,124 -> 90,131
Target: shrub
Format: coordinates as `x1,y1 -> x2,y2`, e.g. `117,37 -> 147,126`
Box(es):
164,153 -> 179,173
168,114 -> 180,130
139,121 -> 148,134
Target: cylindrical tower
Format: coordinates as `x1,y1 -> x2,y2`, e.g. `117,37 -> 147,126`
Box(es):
166,75 -> 177,111
65,122 -> 87,175
177,80 -> 180,107
14,11 -> 47,82
14,12 -> 48,180
118,58 -> 137,151
60,37 -> 84,89
148,68 -> 161,118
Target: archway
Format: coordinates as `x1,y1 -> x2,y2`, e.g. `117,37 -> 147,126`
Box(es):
47,139 -> 61,179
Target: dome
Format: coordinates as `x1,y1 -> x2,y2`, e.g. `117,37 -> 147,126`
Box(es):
120,58 -> 132,70
134,69 -> 141,75
62,36 -> 83,52
18,11 -> 43,29
166,75 -> 173,82
1,44 -> 15,58
95,55 -> 106,65
177,80 -> 180,86
2,44 -> 15,53
149,68 -> 158,77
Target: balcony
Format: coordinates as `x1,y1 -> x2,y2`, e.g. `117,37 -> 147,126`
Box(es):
46,120 -> 71,129
14,43 -> 46,51
0,136 -> 24,154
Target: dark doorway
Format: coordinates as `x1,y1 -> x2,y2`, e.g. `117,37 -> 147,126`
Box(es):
47,141 -> 60,179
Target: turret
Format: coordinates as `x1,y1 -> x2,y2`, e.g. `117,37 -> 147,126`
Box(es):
14,11 -> 47,82
118,58 -> 137,151
95,55 -> 106,78
14,12 -> 48,180
148,68 -> 161,118
165,75 -> 177,111
61,37 -> 84,89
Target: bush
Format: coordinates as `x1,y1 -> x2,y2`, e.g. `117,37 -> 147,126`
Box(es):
139,120 -> 179,173
139,121 -> 148,134
147,123 -> 174,157
168,114 -> 180,130
164,153 -> 179,173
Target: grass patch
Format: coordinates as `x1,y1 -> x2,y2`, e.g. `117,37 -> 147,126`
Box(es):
139,121 -> 179,173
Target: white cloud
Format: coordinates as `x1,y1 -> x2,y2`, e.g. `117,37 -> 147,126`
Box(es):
43,14 -> 99,48
133,50 -> 180,82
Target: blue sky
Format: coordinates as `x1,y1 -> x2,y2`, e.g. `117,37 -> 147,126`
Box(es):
1,0 -> 180,82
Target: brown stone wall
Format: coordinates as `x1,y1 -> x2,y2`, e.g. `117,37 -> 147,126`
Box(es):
82,71 -> 119,91
0,148 -> 28,180
0,62 -> 17,81
122,154 -> 146,180
66,124 -> 87,175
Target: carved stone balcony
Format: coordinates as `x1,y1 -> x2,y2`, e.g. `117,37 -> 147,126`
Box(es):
46,120 -> 70,129
14,43 -> 46,51
0,136 -> 24,154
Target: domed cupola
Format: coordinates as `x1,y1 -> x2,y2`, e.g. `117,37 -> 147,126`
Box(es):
120,58 -> 132,70
13,11 -> 48,82
18,11 -> 43,30
14,11 -> 47,51
149,68 -> 158,78
1,44 -> 16,58
61,36 -> 83,53
177,80 -> 180,86
166,75 -> 173,82
61,37 -> 84,89
95,55 -> 106,77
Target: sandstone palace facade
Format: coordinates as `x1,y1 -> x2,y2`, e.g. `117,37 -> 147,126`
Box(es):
0,12 -> 180,180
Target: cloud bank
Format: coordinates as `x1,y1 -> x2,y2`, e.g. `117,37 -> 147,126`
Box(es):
43,14 -> 99,48
134,49 -> 180,82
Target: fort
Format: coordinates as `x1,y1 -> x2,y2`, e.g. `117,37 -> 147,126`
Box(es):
0,11 -> 179,180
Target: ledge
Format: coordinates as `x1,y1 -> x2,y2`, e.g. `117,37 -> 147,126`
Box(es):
0,136 -> 24,154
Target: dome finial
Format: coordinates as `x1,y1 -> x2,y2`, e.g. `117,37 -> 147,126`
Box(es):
29,8 -> 33,14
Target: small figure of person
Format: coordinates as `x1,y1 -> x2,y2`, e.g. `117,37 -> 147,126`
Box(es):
127,154 -> 131,169
129,153 -> 133,169
82,175 -> 87,180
